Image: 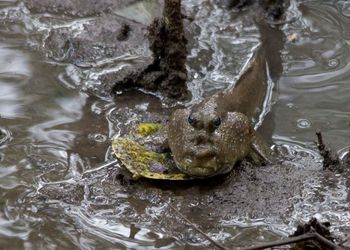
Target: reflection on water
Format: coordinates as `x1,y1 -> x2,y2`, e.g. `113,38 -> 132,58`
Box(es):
0,0 -> 349,249
276,0 -> 350,150
0,45 -> 31,119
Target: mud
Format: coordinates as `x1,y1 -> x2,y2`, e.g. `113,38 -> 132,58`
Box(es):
224,0 -> 289,19
146,0 -> 189,99
112,0 -> 189,99
36,0 -> 298,224
25,0 -> 135,17
2,0 -> 350,248
44,16 -> 148,64
43,14 -> 153,96
37,148 -> 342,248
34,0 -> 189,99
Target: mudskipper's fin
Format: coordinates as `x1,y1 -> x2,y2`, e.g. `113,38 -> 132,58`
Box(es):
249,131 -> 274,164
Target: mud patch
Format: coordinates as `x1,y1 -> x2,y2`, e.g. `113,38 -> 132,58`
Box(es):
25,0 -> 134,17
44,15 -> 148,64
112,0 -> 189,99
34,147 -> 331,248
35,0 -> 188,99
224,0 -> 289,20
291,218 -> 335,249
42,13 -> 153,97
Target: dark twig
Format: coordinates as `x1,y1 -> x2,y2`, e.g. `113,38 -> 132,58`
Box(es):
313,232 -> 345,250
241,232 -> 345,250
316,129 -> 325,150
315,129 -> 342,171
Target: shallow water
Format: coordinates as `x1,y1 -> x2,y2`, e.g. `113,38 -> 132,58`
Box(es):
0,0 -> 349,249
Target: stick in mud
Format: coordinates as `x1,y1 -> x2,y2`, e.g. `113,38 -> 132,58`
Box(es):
315,129 -> 342,171
113,0 -> 189,99
148,0 -> 188,98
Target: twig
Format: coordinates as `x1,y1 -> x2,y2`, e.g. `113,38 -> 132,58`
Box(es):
313,232 -> 345,250
315,129 -> 341,170
316,129 -> 325,150
163,199 -> 228,250
240,232 -> 345,250
161,200 -> 347,250
161,202 -> 348,250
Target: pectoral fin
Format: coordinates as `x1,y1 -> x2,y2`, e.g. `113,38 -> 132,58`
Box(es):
249,132 -> 274,165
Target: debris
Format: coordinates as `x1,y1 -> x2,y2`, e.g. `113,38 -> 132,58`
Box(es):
290,218 -> 336,250
315,130 -> 342,172
241,218 -> 344,250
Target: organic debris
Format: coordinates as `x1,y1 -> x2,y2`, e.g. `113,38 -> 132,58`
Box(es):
315,130 -> 343,172
239,218 -> 345,250
290,218 -> 336,250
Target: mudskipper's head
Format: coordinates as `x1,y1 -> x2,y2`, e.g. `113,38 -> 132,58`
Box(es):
167,99 -> 254,177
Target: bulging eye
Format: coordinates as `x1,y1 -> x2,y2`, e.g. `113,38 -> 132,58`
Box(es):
213,117 -> 221,128
188,115 -> 195,125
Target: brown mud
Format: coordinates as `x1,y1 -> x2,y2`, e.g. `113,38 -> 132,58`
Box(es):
25,0 -> 137,17
225,0 -> 289,19
44,16 -> 147,64
43,13 -> 152,97
37,7 -> 340,245
34,0 -> 188,99
38,150 -> 350,248
35,0 -> 302,231
2,0 -> 349,248
112,0 -> 189,99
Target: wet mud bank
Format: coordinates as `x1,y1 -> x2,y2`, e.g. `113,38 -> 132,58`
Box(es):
37,148 -> 350,248
28,0 -> 189,99
43,14 -> 153,97
25,0 -> 134,17
112,0 -> 189,99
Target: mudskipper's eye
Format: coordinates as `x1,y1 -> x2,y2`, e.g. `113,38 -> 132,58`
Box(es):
188,115 -> 195,125
213,117 -> 221,128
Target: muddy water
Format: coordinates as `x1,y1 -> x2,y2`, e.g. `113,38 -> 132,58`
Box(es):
0,0 -> 349,249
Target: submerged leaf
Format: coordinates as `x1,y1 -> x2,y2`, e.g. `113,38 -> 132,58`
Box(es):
112,123 -> 192,180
